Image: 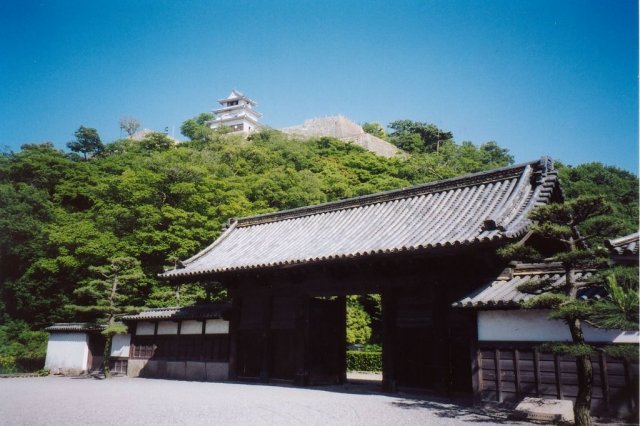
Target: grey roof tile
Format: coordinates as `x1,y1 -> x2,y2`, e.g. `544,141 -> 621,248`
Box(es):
121,303 -> 230,321
45,323 -> 105,332
452,263 -> 600,308
162,158 -> 560,279
607,232 -> 639,256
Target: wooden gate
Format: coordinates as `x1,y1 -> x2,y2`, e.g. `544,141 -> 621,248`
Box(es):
87,333 -> 106,372
308,297 -> 346,385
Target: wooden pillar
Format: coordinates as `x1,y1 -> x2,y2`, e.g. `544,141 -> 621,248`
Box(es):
382,288 -> 397,392
623,358 -> 636,414
337,295 -> 347,385
260,292 -> 273,382
554,354 -> 563,399
469,311 -> 482,403
227,296 -> 241,380
495,348 -> 502,402
534,348 -> 541,397
599,351 -> 610,412
294,294 -> 309,386
514,347 -> 521,400
432,282 -> 448,392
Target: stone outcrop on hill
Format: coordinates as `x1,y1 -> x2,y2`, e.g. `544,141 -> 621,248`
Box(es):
281,116 -> 402,158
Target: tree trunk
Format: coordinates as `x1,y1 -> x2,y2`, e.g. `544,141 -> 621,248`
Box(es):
565,260 -> 593,426
102,333 -> 112,379
568,316 -> 593,426
574,354 -> 593,426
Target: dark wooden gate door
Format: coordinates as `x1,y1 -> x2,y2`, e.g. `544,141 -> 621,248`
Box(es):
395,294 -> 436,388
269,296 -> 297,381
88,333 -> 106,371
308,297 -> 345,385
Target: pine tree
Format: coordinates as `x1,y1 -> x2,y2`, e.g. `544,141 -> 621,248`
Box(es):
500,195 -> 631,426
69,257 -> 144,378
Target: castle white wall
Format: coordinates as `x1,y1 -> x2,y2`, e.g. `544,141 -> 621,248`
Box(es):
478,309 -> 640,343
180,320 -> 203,335
136,322 -> 155,336
157,321 -> 178,335
44,333 -> 89,371
110,334 -> 131,357
205,319 -> 229,334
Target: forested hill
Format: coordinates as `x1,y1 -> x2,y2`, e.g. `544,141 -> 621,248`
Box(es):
0,127 -> 637,329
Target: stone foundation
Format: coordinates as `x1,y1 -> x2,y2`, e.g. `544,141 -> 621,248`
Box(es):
127,359 -> 228,381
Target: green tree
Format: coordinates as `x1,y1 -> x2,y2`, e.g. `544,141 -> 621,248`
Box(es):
346,296 -> 372,345
180,113 -> 215,140
67,126 -> 104,160
139,132 -> 175,151
501,195 -> 625,426
69,257 -> 145,378
388,120 -> 453,153
362,122 -> 386,139
558,162 -> 638,243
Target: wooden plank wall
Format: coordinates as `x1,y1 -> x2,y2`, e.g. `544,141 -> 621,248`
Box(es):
478,343 -> 639,418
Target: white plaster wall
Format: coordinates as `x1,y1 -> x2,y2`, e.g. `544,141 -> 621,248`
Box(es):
205,320 -> 229,334
136,322 -> 155,336
478,309 -> 640,343
157,321 -> 178,335
110,334 -> 131,357
181,320 -> 203,335
44,333 -> 89,370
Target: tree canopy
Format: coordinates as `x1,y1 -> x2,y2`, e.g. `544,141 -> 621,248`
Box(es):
387,120 -> 453,153
66,126 -> 104,160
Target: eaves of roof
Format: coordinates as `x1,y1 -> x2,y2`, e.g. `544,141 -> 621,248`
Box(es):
45,323 -> 105,333
121,303 -> 230,321
606,232 -> 639,256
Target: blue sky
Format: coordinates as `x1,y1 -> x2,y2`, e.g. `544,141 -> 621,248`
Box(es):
1,0 -> 637,172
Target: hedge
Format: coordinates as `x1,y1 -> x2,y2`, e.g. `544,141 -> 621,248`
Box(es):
346,350 -> 382,372
0,355 -> 45,374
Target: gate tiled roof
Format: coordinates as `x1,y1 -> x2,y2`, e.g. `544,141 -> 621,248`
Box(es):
452,262 -> 600,308
162,158 -> 560,279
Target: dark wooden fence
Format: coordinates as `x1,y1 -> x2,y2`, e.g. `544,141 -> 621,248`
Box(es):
477,342 -> 638,418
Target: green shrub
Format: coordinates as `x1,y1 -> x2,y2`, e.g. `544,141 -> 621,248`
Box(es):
0,355 -> 17,374
346,350 -> 382,372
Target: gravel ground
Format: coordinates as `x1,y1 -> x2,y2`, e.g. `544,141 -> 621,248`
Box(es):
0,376 -> 525,426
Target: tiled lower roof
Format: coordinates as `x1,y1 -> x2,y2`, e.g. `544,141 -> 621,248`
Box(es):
607,232 -> 639,256
121,303 -> 230,321
162,158 -> 560,279
45,323 -> 105,332
452,263 -> 600,308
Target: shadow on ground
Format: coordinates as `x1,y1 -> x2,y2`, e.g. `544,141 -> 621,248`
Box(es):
390,398 -> 517,424
313,381 -> 519,424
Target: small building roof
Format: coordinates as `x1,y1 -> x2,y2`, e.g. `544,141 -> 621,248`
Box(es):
45,323 -> 105,333
606,232 -> 639,257
217,90 -> 257,106
162,158 -> 560,279
452,263 -> 601,309
121,303 -> 230,321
